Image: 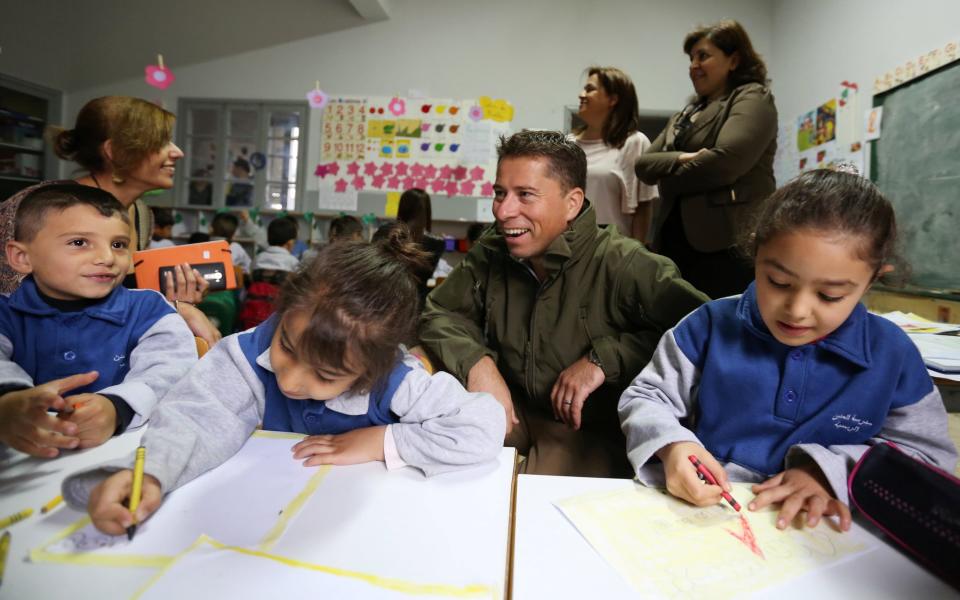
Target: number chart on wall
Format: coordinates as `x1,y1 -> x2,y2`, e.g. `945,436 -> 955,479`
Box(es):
314,95 -> 513,211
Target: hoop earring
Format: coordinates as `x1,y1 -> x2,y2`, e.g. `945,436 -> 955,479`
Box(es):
112,173 -> 125,184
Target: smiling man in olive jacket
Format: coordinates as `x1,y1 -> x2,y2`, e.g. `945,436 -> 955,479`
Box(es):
419,131 -> 707,477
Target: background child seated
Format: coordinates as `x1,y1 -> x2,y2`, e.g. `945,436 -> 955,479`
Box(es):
209,212 -> 252,275
619,169 -> 957,531
71,226 -> 506,535
328,215 -> 363,243
240,217 -> 300,330
148,207 -> 175,249
0,184 -> 196,458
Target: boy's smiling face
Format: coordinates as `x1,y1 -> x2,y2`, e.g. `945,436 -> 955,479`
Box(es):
7,204 -> 131,301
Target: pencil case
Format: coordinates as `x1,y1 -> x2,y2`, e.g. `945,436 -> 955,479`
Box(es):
848,441 -> 960,589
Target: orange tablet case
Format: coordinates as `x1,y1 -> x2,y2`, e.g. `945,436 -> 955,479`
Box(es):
133,240 -> 237,293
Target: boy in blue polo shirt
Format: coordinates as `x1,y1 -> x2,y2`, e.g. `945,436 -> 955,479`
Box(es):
0,183 -> 196,458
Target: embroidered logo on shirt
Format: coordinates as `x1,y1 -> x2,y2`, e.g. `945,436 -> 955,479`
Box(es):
831,413 -> 873,433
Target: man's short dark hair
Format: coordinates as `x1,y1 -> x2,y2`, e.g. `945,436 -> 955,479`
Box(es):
268,216 -> 298,246
15,183 -> 129,242
210,212 -> 239,240
496,130 -> 587,192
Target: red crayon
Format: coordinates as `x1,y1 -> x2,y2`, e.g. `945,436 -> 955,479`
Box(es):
688,455 -> 741,512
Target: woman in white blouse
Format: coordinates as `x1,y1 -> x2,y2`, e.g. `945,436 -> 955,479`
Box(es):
572,67 -> 657,242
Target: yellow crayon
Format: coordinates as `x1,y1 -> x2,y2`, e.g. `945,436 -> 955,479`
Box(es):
41,495 -> 63,514
127,445 -> 146,540
0,508 -> 32,530
0,531 -> 10,587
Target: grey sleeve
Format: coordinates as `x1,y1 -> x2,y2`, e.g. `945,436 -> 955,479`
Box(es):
786,388 -> 958,505
0,333 -> 33,388
618,331 -> 703,478
96,312 -> 197,429
388,358 -> 506,476
62,335 -> 265,509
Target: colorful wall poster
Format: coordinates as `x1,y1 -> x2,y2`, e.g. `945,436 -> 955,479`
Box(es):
796,111 -> 816,151
815,99 -> 837,146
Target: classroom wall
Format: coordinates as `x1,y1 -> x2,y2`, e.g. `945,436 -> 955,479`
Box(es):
59,0 -> 775,187
767,0 -> 960,121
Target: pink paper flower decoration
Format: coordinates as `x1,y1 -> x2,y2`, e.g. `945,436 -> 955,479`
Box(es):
452,166 -> 468,181
480,182 -> 495,196
395,163 -> 409,177
469,166 -> 485,181
387,176 -> 401,189
145,65 -> 175,90
307,89 -> 329,110
351,175 -> 366,191
363,162 -> 378,176
459,181 -> 476,196
388,97 -> 406,116
334,179 -> 348,193
371,175 -> 386,189
314,164 -> 329,177
346,162 -> 361,175
445,181 -> 459,196
468,105 -> 484,122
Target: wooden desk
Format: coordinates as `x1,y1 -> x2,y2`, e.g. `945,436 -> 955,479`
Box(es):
0,431 -> 516,599
513,474 -> 957,599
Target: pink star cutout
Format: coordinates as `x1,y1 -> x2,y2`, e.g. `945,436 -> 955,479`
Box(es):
480,182 -> 495,196
445,181 -> 459,196
424,165 -> 438,179
411,163 -> 425,177
402,176 -> 415,190
334,178 -> 348,193
413,178 -> 428,190
363,162 -> 378,176
351,175 -> 366,190
325,162 -> 340,176
430,179 -> 446,193
469,166 -> 485,181
346,162 -> 360,175
387,176 -> 401,189
314,164 -> 329,177
459,181 -> 476,196
453,166 -> 468,180
439,165 -> 453,180
371,175 -> 386,189
379,163 -> 394,176
395,163 -> 409,176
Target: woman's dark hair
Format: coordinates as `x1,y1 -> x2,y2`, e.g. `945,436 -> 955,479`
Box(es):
745,169 -> 904,281
275,224 -> 431,392
683,20 -> 769,89
49,96 -> 175,177
573,66 -> 642,149
397,188 -> 432,244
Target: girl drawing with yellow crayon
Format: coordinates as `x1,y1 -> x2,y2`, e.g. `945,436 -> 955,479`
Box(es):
66,226 -> 506,534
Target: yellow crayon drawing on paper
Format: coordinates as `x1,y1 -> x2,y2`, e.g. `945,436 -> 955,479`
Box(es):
133,535 -> 496,600
555,484 -> 872,600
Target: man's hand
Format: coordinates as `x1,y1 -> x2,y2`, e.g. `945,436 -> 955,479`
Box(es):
468,356 -> 518,436
550,356 -> 604,430
291,426 -> 387,467
0,371 -> 99,458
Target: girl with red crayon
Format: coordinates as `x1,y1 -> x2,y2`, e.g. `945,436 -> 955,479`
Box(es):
618,169 -> 956,531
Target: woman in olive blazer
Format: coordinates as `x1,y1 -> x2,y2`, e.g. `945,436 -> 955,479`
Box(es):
636,20 -> 777,299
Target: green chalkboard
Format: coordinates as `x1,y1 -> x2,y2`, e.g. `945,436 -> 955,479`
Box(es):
871,61 -> 960,292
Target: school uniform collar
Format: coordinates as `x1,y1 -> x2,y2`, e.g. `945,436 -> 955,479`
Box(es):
736,281 -> 872,368
8,276 -> 129,325
478,199 -> 599,279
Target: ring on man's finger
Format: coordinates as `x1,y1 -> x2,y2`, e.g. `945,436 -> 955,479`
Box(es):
562,401 -> 572,406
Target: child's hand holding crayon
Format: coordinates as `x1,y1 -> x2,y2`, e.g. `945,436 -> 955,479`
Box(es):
89,469 -> 162,536
657,441 -> 732,507
60,393 -> 117,449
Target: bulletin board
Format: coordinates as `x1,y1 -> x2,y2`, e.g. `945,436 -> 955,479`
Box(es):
314,95 -> 513,212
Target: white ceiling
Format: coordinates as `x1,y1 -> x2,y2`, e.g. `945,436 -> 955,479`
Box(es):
0,0 -> 388,92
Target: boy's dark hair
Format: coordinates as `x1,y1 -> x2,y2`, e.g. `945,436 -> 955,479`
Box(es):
275,225 -> 431,392
210,212 -> 239,241
745,169 -> 903,281
152,206 -> 175,228
497,130 -> 587,193
268,216 -> 298,247
328,215 -> 363,242
188,231 -> 211,244
683,20 -> 769,89
15,183 -> 129,242
397,188 -> 431,243
572,66 -> 642,149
